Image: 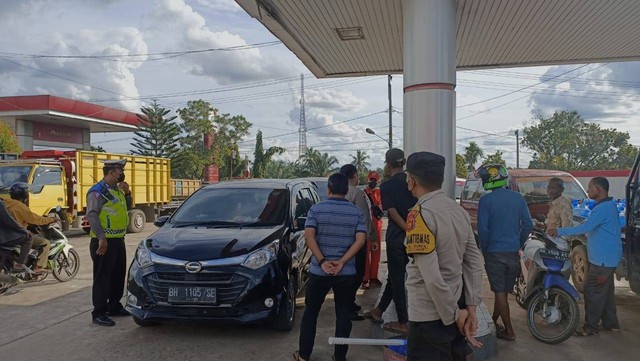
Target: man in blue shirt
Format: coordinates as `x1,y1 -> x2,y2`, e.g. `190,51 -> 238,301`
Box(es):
295,172 -> 366,361
477,164 -> 532,342
548,177 -> 622,336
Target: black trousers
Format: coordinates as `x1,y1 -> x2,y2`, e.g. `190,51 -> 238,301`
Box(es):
407,320 -> 472,361
299,274 -> 356,361
584,263 -> 619,332
377,241 -> 409,323
351,246 -> 366,307
90,238 -> 126,318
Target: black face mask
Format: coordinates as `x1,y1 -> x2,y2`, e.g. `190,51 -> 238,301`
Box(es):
368,181 -> 377,189
118,173 -> 125,183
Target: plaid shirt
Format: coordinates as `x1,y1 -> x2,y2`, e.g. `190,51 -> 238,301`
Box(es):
547,196 -> 573,229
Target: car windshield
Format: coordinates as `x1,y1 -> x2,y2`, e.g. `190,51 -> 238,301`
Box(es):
455,183 -> 464,199
170,187 -> 289,226
0,166 -> 32,189
515,176 -> 587,204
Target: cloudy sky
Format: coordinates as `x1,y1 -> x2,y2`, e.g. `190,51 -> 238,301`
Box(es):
2,0 -> 640,170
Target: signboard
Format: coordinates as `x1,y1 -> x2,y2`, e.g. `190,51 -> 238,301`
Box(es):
32,122 -> 83,144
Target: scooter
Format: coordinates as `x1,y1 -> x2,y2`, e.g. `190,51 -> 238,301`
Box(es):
0,211 -> 79,294
513,223 -> 580,344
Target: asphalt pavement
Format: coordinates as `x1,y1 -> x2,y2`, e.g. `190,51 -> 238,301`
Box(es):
1,225 -> 640,361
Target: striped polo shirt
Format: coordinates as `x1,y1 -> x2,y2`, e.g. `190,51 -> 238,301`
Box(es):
306,197 -> 366,276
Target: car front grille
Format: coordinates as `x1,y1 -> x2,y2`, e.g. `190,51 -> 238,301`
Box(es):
145,271 -> 248,306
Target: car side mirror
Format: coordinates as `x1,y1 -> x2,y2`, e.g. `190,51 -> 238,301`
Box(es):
154,215 -> 170,228
294,216 -> 307,231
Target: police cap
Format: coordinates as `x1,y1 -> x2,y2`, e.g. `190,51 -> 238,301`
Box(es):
405,152 -> 445,180
101,159 -> 127,170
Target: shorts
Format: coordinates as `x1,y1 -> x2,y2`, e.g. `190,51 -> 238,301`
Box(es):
484,252 -> 520,293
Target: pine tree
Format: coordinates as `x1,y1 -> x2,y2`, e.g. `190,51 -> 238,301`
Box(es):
131,100 -> 180,158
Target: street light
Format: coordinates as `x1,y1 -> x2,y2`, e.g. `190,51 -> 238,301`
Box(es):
365,128 -> 391,148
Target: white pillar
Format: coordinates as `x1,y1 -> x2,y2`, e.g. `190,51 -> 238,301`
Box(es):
403,0 -> 456,198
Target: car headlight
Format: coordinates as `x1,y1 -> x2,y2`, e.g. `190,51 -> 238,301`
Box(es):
242,240 -> 279,270
136,242 -> 154,268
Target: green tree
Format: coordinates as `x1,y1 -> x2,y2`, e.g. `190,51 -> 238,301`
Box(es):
131,100 -> 180,158
350,150 -> 371,173
0,122 -> 21,154
90,145 -> 107,152
300,147 -> 338,176
173,100 -> 251,179
456,154 -> 468,178
252,130 -> 285,178
464,141 -> 484,171
523,110 -> 636,170
264,160 -> 306,179
483,150 -> 507,166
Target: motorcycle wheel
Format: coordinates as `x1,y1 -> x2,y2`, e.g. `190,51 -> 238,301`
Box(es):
52,249 -> 80,282
514,272 -> 527,310
527,287 -> 579,344
0,263 -> 13,295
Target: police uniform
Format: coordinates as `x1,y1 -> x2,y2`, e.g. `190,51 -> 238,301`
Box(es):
87,159 -> 132,324
404,152 -> 483,361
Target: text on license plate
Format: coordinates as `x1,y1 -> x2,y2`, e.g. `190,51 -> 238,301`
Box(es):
167,287 -> 216,303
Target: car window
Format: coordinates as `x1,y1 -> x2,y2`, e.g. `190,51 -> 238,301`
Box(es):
171,188 -> 289,225
313,180 -> 328,202
32,166 -> 62,186
294,188 -> 314,219
515,176 -> 587,204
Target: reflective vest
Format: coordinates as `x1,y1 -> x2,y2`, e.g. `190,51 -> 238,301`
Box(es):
88,181 -> 128,238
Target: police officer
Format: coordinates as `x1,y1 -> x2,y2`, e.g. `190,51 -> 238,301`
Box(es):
87,159 -> 132,326
404,152 -> 484,361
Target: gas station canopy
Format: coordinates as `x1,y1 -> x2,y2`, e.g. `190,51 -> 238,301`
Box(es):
236,0 -> 640,78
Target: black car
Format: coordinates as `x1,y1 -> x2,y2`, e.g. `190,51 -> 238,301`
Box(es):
125,179 -> 318,330
299,177 -> 329,202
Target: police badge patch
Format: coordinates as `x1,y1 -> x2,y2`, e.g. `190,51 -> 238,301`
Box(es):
405,205 -> 436,255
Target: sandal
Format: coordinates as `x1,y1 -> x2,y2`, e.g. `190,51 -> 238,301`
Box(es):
292,350 -> 307,361
362,309 -> 382,322
575,327 -> 598,337
496,330 -> 516,342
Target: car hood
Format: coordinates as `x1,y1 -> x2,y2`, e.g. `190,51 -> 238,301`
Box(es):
147,225 -> 284,261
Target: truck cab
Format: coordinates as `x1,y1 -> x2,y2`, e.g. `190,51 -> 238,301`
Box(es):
0,162 -> 67,218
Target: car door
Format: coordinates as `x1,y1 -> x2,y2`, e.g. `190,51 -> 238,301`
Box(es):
459,178 -> 487,234
290,185 -> 315,288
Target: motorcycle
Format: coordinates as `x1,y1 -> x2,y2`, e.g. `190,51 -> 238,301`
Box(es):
513,223 -> 581,344
0,211 -> 79,294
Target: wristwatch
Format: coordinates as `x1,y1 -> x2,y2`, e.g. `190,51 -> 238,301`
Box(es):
319,258 -> 327,266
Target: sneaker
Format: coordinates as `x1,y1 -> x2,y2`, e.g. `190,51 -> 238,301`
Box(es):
92,315 -> 116,327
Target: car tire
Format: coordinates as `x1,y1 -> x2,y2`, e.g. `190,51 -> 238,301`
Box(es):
571,245 -> 589,293
133,316 -> 159,327
273,277 -> 296,332
127,209 -> 146,233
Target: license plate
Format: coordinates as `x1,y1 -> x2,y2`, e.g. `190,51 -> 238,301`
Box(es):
167,287 -> 216,304
539,248 -> 569,261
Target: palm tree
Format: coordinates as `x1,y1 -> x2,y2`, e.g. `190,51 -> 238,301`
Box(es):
350,150 -> 371,174
300,147 -> 338,176
464,141 -> 484,172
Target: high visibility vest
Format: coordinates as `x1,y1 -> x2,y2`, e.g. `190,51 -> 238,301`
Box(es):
88,181 -> 128,239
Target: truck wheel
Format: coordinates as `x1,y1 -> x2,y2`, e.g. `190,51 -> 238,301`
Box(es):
127,209 -> 146,233
571,245 -> 589,293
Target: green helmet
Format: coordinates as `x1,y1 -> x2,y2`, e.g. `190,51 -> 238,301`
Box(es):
477,164 -> 508,190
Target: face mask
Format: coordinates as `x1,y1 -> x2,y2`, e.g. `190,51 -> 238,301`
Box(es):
118,173 -> 125,183
368,181 -> 377,189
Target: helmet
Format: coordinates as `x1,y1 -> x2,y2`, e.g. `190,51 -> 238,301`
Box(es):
477,164 -> 508,190
9,182 -> 30,201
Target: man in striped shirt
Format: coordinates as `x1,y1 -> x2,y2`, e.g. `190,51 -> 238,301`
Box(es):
295,172 -> 367,361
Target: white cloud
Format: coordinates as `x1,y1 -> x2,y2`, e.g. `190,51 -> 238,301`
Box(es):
150,0 -> 295,84
306,88 -> 367,112
194,0 -> 241,12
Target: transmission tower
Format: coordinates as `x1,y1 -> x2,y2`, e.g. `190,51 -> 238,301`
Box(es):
298,74 -> 307,158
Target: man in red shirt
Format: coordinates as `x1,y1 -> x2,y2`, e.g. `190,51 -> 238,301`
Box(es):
363,171 -> 383,288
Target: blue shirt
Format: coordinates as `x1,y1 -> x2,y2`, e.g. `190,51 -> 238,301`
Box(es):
305,198 -> 367,276
478,188 -> 533,253
558,198 -> 622,267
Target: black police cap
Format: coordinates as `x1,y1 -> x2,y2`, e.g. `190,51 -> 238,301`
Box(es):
406,152 -> 445,179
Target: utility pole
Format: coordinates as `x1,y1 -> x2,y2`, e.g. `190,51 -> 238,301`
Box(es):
230,150 -> 236,179
515,130 -> 520,169
388,75 -> 393,149
298,74 -> 307,158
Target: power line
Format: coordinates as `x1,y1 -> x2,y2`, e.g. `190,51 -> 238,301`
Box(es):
0,41 -> 283,63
